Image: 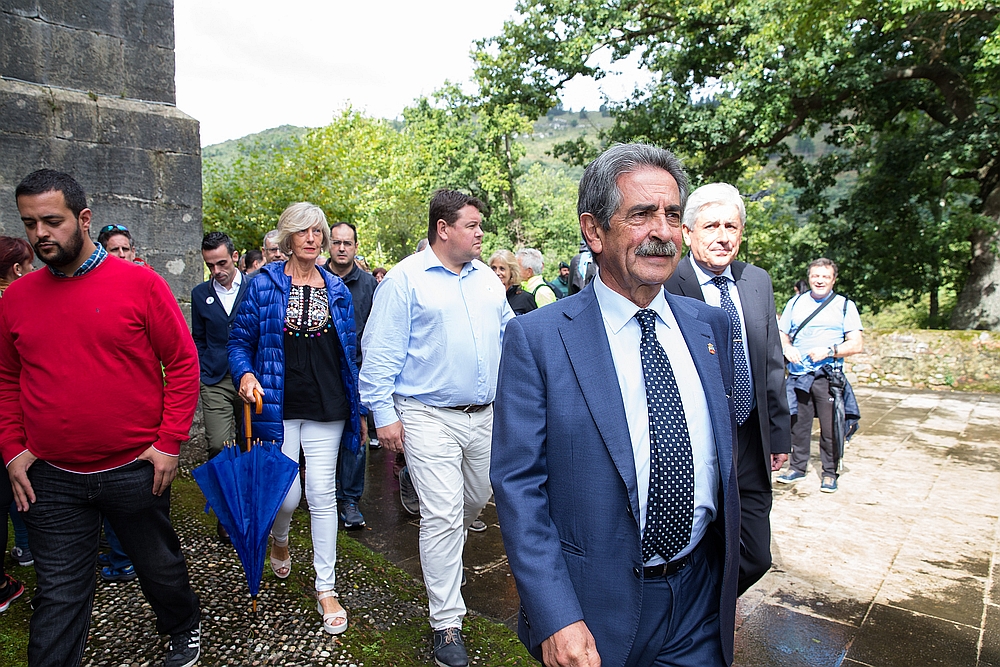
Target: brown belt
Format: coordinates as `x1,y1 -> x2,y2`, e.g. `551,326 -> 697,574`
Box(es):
443,403 -> 493,414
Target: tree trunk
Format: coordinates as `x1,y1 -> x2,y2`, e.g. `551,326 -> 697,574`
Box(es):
951,184 -> 1000,330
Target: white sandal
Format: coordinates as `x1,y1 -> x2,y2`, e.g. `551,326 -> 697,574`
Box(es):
269,535 -> 291,579
316,590 -> 348,635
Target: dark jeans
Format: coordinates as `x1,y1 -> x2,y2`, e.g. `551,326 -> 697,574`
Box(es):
102,517 -> 133,572
790,375 -> 837,478
1,469 -> 12,579
336,438 -> 366,504
21,460 -> 200,667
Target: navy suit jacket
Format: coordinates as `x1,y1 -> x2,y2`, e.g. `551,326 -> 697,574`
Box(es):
664,257 -> 791,467
491,282 -> 740,666
191,276 -> 249,385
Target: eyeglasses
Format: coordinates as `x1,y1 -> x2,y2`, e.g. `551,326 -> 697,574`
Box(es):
330,240 -> 355,248
99,224 -> 129,234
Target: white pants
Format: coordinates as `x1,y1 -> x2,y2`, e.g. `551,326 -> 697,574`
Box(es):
394,396 -> 493,630
271,419 -> 345,593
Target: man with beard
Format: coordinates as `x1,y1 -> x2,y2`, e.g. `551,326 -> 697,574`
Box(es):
0,169 -> 202,667
492,144 -> 740,666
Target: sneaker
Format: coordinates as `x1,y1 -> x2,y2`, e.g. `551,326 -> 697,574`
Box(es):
0,574 -> 24,612
776,470 -> 806,484
399,466 -> 420,515
432,627 -> 468,667
100,564 -> 137,582
469,519 -> 487,533
97,552 -> 112,566
164,622 -> 201,667
10,546 -> 33,567
339,501 -> 366,530
821,476 -> 838,493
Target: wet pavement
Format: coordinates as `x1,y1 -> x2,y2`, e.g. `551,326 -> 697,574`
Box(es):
345,386 -> 1000,666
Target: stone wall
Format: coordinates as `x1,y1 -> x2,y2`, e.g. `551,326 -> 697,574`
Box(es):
846,329 -> 1000,393
0,1 -> 201,298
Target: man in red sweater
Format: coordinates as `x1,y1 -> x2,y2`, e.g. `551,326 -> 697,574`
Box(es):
0,169 -> 202,667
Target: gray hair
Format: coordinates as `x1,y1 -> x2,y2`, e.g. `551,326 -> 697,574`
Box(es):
578,143 -> 689,231
514,248 -> 543,275
489,249 -> 521,284
262,229 -> 280,247
681,183 -> 746,230
276,202 -> 331,255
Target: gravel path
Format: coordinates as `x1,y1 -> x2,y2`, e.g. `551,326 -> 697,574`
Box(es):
79,436 -> 436,667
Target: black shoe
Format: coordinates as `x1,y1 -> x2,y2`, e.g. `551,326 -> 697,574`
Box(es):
164,622 -> 201,667
433,627 -> 468,667
399,466 -> 420,515
339,501 -> 366,530
0,574 -> 25,612
10,546 -> 33,567
216,520 -> 231,545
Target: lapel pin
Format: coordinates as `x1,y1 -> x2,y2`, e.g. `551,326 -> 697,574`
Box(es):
707,343 -> 716,355
206,296 -> 215,305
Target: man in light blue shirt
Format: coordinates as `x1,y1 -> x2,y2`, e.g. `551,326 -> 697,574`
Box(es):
359,189 -> 513,667
777,258 -> 863,492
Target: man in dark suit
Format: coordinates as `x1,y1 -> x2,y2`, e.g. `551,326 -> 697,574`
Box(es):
664,183 -> 791,595
191,231 -> 249,541
492,144 -> 740,667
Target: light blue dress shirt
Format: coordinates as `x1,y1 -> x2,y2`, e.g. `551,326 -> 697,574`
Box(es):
779,292 -> 862,375
687,255 -> 755,409
593,275 -> 719,566
359,247 -> 514,428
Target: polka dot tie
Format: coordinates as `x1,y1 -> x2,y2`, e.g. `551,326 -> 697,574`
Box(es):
635,309 -> 694,563
712,276 -> 752,425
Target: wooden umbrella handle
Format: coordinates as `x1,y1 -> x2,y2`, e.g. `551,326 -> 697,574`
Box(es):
244,388 -> 263,450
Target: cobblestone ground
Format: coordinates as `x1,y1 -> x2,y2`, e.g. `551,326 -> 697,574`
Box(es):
79,443 -> 446,667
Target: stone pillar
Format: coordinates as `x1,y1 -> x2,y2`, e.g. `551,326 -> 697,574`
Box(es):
0,0 -> 201,298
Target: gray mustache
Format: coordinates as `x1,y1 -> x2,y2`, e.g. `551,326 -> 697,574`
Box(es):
634,239 -> 678,257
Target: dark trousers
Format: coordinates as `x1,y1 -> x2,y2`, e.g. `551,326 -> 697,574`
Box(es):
790,375 -> 837,477
737,408 -> 773,595
0,468 -> 12,579
625,536 -> 726,667
22,460 -> 200,667
336,438 -> 366,504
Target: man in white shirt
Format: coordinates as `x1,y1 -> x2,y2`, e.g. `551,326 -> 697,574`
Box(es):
492,144 -> 740,667
191,232 -> 249,530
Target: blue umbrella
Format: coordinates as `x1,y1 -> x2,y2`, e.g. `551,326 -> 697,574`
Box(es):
192,403 -> 298,611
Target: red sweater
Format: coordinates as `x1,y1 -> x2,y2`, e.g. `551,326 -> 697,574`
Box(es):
0,258 -> 199,472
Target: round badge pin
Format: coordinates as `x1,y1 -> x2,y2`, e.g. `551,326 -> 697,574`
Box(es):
206,296 -> 215,305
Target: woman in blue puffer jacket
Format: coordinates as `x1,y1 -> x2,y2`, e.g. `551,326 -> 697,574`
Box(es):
228,202 -> 365,636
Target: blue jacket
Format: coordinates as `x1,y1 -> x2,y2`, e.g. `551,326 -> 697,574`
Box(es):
191,275 -> 249,385
228,262 -> 362,453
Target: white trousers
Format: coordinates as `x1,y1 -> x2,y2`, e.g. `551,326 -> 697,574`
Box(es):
394,396 -> 493,630
271,419 -> 345,593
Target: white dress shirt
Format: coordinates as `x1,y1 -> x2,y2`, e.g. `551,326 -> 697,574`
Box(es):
212,270 -> 243,316
593,274 -> 719,565
688,255 -> 755,409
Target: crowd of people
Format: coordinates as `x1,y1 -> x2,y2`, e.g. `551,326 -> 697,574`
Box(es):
1,143 -> 864,667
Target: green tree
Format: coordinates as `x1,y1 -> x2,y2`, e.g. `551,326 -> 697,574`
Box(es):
482,0 -> 1000,328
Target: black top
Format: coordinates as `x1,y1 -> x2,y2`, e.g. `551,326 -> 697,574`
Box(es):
282,284 -> 350,422
506,285 -> 537,316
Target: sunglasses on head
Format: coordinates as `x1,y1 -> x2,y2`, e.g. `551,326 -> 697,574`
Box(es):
99,224 -> 130,234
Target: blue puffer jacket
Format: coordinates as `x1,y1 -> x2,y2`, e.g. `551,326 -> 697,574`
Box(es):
228,261 -> 362,454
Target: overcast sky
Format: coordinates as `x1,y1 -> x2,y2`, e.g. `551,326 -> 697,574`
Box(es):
174,0 -> 647,147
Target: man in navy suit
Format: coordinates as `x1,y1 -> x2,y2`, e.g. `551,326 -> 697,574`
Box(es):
664,183 -> 791,595
492,143 -> 740,667
191,232 -> 249,541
